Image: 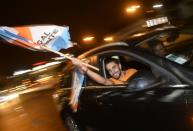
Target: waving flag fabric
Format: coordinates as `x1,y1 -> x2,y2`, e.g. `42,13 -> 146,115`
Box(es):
70,68 -> 85,112
0,25 -> 73,51
0,27 -> 39,51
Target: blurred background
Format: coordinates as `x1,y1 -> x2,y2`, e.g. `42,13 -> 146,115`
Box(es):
0,0 -> 193,130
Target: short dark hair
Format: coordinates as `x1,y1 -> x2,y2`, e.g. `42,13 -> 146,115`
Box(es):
105,57 -> 120,77
105,57 -> 120,65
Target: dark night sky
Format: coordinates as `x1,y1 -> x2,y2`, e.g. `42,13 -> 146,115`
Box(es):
0,0 -> 179,76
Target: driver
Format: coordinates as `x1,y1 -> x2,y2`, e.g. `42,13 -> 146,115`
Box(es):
71,57 -> 138,85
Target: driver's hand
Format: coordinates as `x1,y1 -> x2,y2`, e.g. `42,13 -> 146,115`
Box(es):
71,58 -> 88,74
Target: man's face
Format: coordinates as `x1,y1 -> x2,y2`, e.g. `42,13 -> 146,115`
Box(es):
106,61 -> 121,79
153,43 -> 167,57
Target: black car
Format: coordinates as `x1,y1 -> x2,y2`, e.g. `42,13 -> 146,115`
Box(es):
58,27 -> 193,131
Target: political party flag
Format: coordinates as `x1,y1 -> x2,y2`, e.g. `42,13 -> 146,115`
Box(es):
0,27 -> 39,51
69,68 -> 85,112
0,25 -> 99,72
0,25 -> 73,51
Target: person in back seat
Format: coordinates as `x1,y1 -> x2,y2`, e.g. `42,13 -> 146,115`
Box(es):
148,39 -> 168,57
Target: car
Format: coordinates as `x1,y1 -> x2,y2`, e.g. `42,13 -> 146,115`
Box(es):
58,27 -> 193,131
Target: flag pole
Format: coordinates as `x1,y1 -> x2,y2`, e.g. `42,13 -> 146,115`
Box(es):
41,46 -> 99,71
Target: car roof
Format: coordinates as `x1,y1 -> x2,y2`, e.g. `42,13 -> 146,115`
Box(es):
78,42 -> 129,59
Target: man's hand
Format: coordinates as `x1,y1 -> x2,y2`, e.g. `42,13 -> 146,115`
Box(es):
71,58 -> 88,74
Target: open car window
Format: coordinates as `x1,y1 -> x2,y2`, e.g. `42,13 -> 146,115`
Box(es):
85,53 -> 159,90
84,56 -> 102,86
101,55 -> 150,79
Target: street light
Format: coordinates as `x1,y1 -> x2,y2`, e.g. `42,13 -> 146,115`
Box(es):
83,36 -> 95,42
153,4 -> 163,8
126,5 -> 141,13
104,36 -> 114,42
126,7 -> 137,13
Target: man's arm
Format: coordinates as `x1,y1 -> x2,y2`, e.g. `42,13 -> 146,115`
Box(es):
84,67 -> 114,85
71,58 -> 114,85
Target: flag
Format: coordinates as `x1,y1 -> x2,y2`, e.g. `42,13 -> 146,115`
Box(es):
69,68 -> 85,112
0,27 -> 39,51
0,25 -> 73,51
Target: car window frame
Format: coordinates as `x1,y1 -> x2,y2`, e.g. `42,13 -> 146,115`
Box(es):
81,45 -> 182,90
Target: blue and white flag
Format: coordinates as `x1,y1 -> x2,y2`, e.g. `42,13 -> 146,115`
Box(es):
70,68 -> 85,112
0,25 -> 73,51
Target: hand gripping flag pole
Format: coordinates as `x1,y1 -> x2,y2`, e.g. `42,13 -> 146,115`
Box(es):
41,46 -> 99,71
